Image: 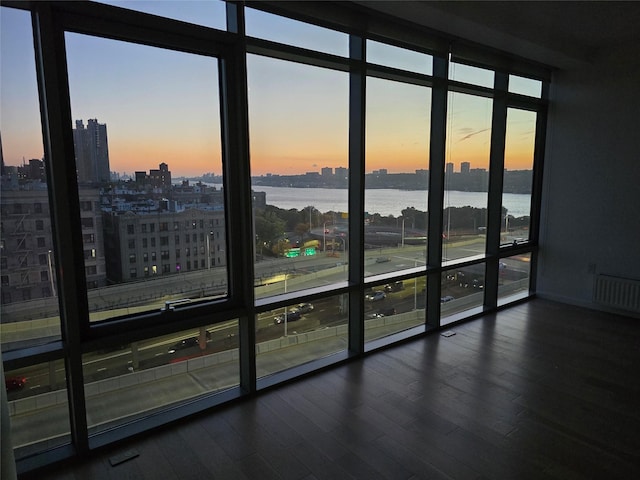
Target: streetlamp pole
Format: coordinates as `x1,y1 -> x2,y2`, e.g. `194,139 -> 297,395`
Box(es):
47,250 -> 56,297
414,259 -> 418,310
401,217 -> 405,248
284,274 -> 288,337
206,234 -> 210,270
323,222 -> 327,253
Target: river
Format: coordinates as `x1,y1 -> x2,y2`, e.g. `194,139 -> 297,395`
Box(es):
204,184 -> 531,218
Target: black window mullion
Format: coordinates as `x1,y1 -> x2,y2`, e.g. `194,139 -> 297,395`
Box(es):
527,82 -> 550,294
484,72 -> 509,310
347,34 -> 366,356
224,2 -> 256,394
32,2 -> 89,454
426,56 -> 448,328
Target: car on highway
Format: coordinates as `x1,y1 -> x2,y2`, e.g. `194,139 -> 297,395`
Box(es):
5,376 -> 27,392
365,291 -> 386,302
367,313 -> 384,319
274,310 -> 302,324
168,337 -> 200,354
384,281 -> 404,292
375,256 -> 391,263
295,303 -> 314,314
440,295 -> 455,303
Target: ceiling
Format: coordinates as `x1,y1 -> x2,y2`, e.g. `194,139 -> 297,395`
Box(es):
353,1 -> 640,69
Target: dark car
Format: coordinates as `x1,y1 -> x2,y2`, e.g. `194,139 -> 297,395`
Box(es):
365,291 -> 386,302
5,376 -> 27,392
375,256 -> 391,263
384,281 -> 404,292
168,337 -> 199,354
296,303 -> 314,314
274,310 -> 302,324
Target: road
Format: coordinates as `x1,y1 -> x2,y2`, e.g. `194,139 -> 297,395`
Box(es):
4,238 -> 530,401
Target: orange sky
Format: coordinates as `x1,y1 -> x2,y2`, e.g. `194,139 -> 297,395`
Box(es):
2,6 -> 537,178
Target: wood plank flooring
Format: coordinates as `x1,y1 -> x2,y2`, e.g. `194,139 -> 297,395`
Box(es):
21,299 -> 640,479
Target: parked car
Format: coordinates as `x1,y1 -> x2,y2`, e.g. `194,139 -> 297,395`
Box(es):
365,291 -> 386,302
5,376 -> 27,392
274,310 -> 302,324
296,303 -> 314,314
384,281 -> 404,292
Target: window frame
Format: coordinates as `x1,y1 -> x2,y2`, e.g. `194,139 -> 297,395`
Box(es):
1,0 -> 548,472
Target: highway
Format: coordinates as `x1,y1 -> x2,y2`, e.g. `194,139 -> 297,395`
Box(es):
4,237 -> 530,401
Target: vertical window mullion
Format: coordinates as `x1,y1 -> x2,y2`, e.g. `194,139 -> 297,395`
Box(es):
348,34 -> 366,355
224,2 -> 256,394
527,82 -> 549,294
484,72 -> 508,310
426,55 -> 448,328
32,2 -> 89,453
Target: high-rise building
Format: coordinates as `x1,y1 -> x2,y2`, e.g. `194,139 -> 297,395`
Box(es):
334,166 -> 348,179
321,166 -> 333,176
446,162 -> 454,174
461,162 -> 470,174
73,118 -> 110,184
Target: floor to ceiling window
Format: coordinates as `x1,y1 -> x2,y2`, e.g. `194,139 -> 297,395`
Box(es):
0,1 -> 548,473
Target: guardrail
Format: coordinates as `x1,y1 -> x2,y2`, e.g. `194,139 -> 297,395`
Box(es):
7,310 -> 421,417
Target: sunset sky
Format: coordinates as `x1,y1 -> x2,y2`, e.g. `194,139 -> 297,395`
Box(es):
0,4 -> 537,179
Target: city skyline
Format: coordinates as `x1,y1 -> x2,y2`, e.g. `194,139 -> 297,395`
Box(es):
1,5 -> 536,178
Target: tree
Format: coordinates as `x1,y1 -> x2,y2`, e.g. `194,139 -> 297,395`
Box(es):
294,222 -> 310,245
254,210 -> 285,246
271,239 -> 290,257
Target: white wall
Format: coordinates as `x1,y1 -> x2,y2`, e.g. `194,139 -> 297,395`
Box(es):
537,45 -> 640,307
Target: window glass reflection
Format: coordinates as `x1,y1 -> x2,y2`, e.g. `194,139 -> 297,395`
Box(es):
1,7 -> 61,351
83,320 -> 240,434
365,77 -> 430,277
443,93 -> 492,262
65,33 -> 227,323
498,253 -> 531,304
5,359 -> 70,460
245,7 -> 348,56
502,109 -> 536,246
247,54 -> 349,297
367,40 -> 433,75
441,264 -> 485,324
256,294 -> 348,377
449,62 -> 494,88
96,0 -> 226,30
365,276 -> 427,342
509,74 -> 542,97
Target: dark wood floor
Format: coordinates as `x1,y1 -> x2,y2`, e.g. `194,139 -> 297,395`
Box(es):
23,299 -> 640,479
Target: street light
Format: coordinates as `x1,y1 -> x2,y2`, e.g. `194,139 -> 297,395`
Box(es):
205,231 -> 213,270
414,259 -> 418,311
323,221 -> 332,253
283,273 -> 288,337
47,250 -> 56,297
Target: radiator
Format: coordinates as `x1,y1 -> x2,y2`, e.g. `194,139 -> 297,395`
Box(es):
593,274 -> 640,313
